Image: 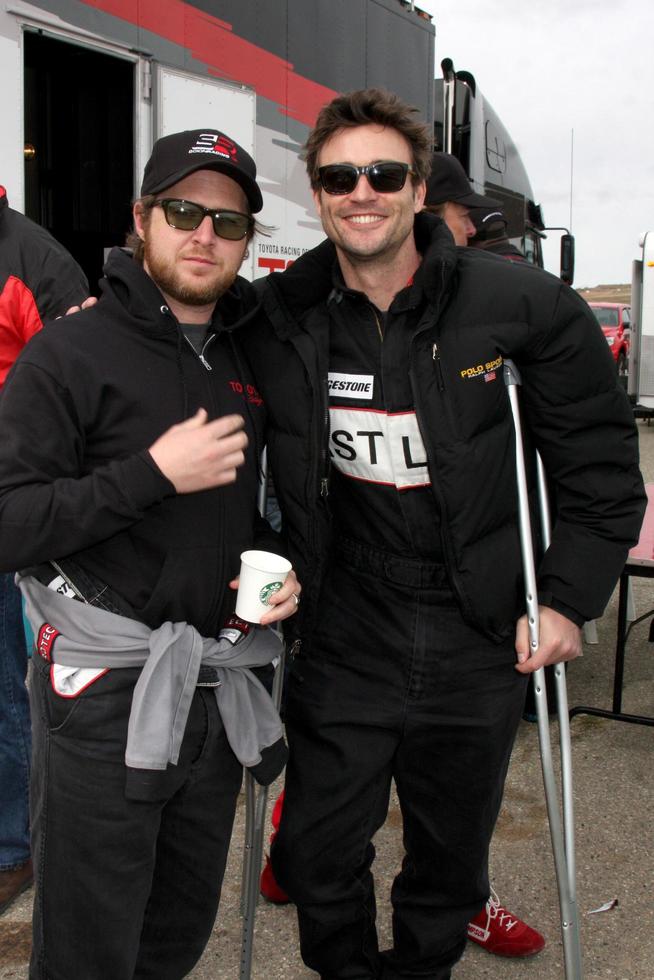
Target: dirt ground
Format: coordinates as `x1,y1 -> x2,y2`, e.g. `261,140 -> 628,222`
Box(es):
1,422 -> 653,980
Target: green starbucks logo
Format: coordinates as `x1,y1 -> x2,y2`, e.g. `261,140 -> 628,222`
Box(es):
259,580 -> 283,605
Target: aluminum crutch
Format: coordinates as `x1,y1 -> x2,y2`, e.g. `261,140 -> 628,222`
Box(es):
240,448 -> 286,980
503,360 -> 583,979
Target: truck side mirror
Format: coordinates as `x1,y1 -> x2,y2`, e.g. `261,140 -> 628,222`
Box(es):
560,234 -> 575,285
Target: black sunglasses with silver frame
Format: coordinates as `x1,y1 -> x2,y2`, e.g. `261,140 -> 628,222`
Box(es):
154,199 -> 254,241
317,161 -> 416,196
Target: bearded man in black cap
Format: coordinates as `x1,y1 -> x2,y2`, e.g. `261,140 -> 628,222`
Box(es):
0,129 -> 300,980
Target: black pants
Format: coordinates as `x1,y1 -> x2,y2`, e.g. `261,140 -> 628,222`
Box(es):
28,655 -> 242,980
272,548 -> 527,980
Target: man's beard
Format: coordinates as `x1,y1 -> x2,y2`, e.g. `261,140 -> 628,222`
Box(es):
143,238 -> 237,307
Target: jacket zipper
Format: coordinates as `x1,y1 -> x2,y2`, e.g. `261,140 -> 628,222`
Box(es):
411,377 -> 473,624
319,374 -> 330,498
164,308 -> 226,631
183,333 -> 214,371
372,307 -> 383,342
409,272 -> 476,627
431,343 -> 445,390
416,326 -> 476,622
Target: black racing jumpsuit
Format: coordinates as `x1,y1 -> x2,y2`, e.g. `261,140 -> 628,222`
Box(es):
273,272 -> 529,980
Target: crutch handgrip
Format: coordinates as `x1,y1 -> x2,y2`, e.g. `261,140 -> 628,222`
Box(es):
503,361 -> 541,655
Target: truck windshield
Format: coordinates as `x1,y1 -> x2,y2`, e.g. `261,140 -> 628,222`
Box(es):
592,308 -> 619,327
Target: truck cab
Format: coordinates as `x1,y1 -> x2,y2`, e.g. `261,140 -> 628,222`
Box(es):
588,303 -> 631,376
433,60 -> 575,284
434,63 -> 545,266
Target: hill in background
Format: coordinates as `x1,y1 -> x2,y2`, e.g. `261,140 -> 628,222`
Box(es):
577,283 -> 631,304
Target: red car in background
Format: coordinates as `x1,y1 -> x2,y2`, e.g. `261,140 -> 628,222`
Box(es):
589,302 -> 631,377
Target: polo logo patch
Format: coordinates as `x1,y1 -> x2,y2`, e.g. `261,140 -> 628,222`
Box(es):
460,355 -> 503,382
37,623 -> 59,662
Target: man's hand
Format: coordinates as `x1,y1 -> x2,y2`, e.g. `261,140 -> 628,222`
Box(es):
514,605 -> 582,674
229,570 -> 302,626
62,296 -> 98,316
149,409 -> 248,493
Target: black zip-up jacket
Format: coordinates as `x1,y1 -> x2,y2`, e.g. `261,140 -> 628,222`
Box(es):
0,247 -> 278,634
243,213 -> 645,644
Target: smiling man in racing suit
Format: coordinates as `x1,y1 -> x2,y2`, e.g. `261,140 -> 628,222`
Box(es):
241,89 -> 646,980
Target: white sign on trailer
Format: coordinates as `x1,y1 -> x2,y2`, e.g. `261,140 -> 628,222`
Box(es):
630,231 -> 654,410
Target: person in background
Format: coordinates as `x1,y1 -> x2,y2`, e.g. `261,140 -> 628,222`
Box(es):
0,185 -> 88,915
469,206 -> 527,261
0,133 -> 300,979
421,151 -> 500,245
242,89 -> 644,980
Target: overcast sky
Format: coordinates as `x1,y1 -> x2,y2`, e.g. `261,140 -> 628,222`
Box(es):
418,0 -> 653,288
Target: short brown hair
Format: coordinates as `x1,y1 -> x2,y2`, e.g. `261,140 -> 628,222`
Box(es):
422,203 -> 446,218
125,195 -> 157,263
304,88 -> 433,190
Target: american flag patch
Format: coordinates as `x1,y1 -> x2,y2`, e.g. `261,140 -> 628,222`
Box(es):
484,371 -> 496,383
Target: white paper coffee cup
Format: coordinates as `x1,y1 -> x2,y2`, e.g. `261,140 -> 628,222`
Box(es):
235,550 -> 292,624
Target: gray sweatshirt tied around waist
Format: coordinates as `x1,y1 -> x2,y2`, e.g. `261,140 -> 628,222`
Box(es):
18,575 -> 286,784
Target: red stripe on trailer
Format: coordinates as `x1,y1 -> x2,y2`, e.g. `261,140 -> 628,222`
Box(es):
80,0 -> 337,125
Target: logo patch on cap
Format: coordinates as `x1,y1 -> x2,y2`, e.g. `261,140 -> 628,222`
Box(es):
189,133 -> 239,162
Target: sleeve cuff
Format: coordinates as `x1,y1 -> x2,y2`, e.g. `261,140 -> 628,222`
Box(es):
538,592 -> 586,628
119,451 -> 176,511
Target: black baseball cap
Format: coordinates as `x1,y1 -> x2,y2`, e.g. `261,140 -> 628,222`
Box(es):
141,129 -> 263,213
425,153 -> 501,209
470,207 -> 508,240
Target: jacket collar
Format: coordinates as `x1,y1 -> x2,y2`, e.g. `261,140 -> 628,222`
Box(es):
264,211 -> 458,327
98,246 -> 258,338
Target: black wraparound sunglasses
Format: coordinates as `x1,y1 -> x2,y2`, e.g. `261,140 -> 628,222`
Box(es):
317,161 -> 416,195
154,199 -> 254,241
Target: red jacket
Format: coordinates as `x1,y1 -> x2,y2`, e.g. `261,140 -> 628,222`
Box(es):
0,186 -> 88,386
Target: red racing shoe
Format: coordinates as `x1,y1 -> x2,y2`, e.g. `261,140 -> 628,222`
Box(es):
260,790 -> 291,904
467,889 -> 546,957
260,854 -> 291,904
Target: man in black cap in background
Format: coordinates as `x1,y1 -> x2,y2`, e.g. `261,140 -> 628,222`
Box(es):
0,129 -> 300,980
423,151 -> 501,245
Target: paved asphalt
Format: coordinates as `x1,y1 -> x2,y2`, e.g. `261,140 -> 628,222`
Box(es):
2,422 -> 653,980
